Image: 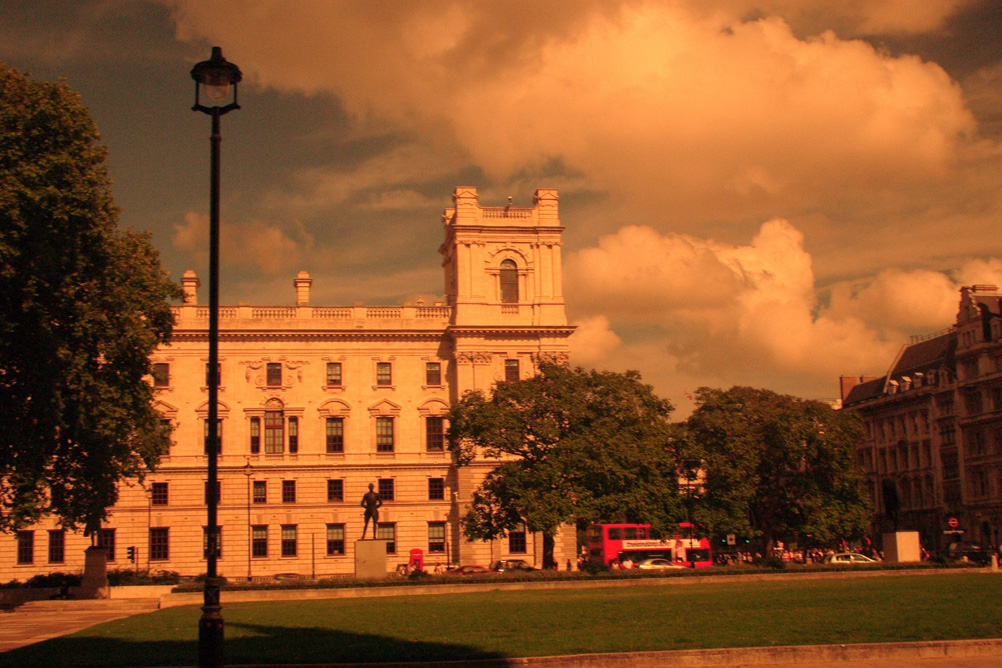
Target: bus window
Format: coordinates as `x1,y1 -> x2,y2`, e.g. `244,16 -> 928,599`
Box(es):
638,527 -> 649,539
588,526 -> 602,542
608,527 -> 622,540
624,527 -> 637,540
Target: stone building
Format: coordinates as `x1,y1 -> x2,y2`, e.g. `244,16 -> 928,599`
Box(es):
840,285 -> 1002,553
1,187 -> 577,580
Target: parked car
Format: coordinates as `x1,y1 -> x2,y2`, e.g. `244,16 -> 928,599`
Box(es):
445,565 -> 490,575
636,558 -> 685,570
823,552 -> 877,564
489,559 -> 536,573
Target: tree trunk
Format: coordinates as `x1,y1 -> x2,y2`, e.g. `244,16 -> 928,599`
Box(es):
542,533 -> 555,569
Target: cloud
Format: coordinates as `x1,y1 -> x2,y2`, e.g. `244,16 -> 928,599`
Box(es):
172,211 -> 310,276
569,316 -> 622,366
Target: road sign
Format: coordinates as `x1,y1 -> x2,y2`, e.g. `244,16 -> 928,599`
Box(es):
726,534 -> 736,546
948,517 -> 959,529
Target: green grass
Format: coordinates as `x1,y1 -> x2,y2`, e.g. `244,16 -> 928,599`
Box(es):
6,572 -> 1002,666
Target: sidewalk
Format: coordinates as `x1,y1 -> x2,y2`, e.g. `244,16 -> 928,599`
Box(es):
0,598 -> 160,653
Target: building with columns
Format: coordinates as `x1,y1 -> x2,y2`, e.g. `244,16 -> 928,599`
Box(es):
1,187 -> 576,580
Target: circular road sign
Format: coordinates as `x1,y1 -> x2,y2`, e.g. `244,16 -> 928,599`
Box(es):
948,517 -> 959,529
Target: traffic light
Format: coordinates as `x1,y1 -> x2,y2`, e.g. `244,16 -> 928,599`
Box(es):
127,546 -> 136,563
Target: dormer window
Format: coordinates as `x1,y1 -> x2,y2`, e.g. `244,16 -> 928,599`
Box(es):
500,259 -> 518,303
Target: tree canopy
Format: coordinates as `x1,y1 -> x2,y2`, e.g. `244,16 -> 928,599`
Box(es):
0,64 -> 180,533
680,386 -> 871,555
448,363 -> 683,563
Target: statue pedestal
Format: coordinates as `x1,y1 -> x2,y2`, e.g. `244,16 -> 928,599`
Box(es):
355,540 -> 388,579
79,546 -> 110,599
882,531 -> 921,563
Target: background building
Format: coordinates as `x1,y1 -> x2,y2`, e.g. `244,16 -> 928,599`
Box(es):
1,187 -> 576,580
841,285 -> 1002,553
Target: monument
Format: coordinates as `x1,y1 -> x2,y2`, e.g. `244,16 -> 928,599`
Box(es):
355,483 -> 388,578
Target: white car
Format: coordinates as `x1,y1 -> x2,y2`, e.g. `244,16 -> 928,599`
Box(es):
636,558 -> 685,570
824,552 -> 877,564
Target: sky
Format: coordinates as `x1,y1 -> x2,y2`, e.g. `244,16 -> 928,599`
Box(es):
4,0 -> 1002,417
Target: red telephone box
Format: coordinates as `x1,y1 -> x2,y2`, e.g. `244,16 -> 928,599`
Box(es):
409,548 -> 424,572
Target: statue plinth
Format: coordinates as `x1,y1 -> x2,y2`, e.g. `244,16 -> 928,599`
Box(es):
354,539 -> 388,579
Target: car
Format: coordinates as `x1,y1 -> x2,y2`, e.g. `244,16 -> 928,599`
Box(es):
489,559 -> 536,572
445,565 -> 490,575
635,558 -> 685,570
823,552 -> 877,564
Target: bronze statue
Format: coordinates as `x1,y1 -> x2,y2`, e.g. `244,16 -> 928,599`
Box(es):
360,483 -> 382,539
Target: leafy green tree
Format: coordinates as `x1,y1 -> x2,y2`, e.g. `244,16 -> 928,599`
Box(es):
448,363 -> 682,566
0,65 -> 180,533
681,387 -> 871,555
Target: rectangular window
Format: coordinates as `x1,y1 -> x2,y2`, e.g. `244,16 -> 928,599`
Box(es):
428,477 -> 445,500
204,419 -> 222,455
17,531 -> 33,564
425,362 -> 441,386
378,478 -> 394,502
204,480 -> 221,506
376,417 -> 394,452
326,523 -> 345,556
505,359 -> 520,382
152,363 -> 170,387
48,530 -> 65,564
252,525 -> 268,558
151,482 -> 168,506
266,362 -> 283,387
253,480 -> 266,504
202,526 -> 222,559
326,362 -> 342,387
377,523 -> 396,554
205,362 -> 221,386
250,417 -> 261,454
265,410 -> 284,454
282,480 -> 296,504
428,522 -> 446,554
327,479 -> 344,502
160,418 -> 173,451
376,362 -> 392,386
288,417 -> 299,454
426,416 -> 445,451
281,525 -> 297,557
150,527 -> 169,561
326,417 -> 344,452
508,522 -> 527,554
98,528 -> 115,562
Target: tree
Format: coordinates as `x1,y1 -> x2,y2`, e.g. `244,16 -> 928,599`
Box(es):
0,64 -> 181,533
680,387 -> 871,556
448,363 -> 683,566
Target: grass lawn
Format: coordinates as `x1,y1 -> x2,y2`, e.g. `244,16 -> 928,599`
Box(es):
6,572 -> 1002,666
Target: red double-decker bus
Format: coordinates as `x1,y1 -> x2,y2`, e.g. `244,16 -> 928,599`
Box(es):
586,523 -> 713,568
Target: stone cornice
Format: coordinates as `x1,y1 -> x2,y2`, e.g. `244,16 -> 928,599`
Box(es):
170,330 -> 449,344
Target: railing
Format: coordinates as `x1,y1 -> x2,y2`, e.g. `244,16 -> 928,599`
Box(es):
253,307 -> 296,319
312,307 -> 352,319
172,303 -> 451,322
911,327 -> 953,344
481,206 -> 533,219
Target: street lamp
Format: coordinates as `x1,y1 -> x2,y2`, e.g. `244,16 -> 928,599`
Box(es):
243,460 -> 252,582
190,45 -> 241,668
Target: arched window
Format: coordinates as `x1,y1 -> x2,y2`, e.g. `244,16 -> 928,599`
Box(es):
264,398 -> 284,454
500,259 -> 518,303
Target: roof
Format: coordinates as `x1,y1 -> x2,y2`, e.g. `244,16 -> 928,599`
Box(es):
842,331 -> 955,408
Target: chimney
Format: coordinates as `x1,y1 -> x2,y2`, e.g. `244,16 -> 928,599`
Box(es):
181,270 -> 200,305
294,271 -> 312,306
839,375 -> 858,402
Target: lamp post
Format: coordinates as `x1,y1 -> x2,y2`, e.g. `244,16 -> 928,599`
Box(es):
243,460 -> 252,582
190,46 -> 241,668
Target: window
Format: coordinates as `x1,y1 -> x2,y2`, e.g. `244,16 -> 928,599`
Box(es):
428,477 -> 445,500
376,417 -> 394,452
152,363 -> 170,387
508,522 -> 527,554
428,522 -> 446,554
98,529 -> 115,561
378,478 -> 394,502
376,362 -> 392,386
505,359 -> 520,382
288,417 -> 299,454
425,362 -> 441,386
252,480 -> 266,504
500,259 -> 518,303
48,530 -> 65,563
282,480 -> 296,504
377,523 -> 396,554
265,410 -> 284,454
16,531 -> 33,564
252,525 -> 268,557
327,479 -> 344,502
266,362 -> 282,387
150,528 -> 169,561
326,417 -> 344,453
204,480 -> 221,506
151,482 -> 168,506
250,417 -> 261,454
205,362 -> 221,386
281,525 -> 297,557
203,419 -> 222,454
326,523 -> 345,556
203,526 -> 222,559
326,362 -> 342,387
426,416 -> 445,451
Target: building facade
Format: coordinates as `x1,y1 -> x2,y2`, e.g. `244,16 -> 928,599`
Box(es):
1,187 -> 577,581
841,285 -> 1002,553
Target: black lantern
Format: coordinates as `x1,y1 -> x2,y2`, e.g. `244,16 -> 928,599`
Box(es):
191,46 -> 242,114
